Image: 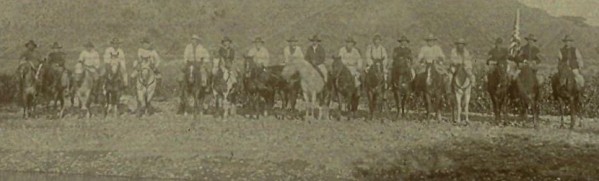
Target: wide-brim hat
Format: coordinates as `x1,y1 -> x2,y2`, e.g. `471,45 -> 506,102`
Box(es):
424,34 -> 437,41
495,37 -> 503,44
25,40 -> 37,48
51,42 -> 62,49
221,36 -> 232,43
287,36 -> 298,42
397,35 -> 410,43
141,38 -> 151,44
84,42 -> 95,48
345,36 -> 357,44
192,34 -> 201,41
372,34 -> 382,41
253,37 -> 265,43
110,38 -> 121,44
308,35 -> 322,42
562,35 -> 574,42
455,38 -> 466,45
524,34 -> 537,41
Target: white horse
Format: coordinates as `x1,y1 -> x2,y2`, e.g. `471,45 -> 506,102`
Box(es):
136,66 -> 156,117
451,64 -> 473,123
283,60 -> 326,120
212,58 -> 237,118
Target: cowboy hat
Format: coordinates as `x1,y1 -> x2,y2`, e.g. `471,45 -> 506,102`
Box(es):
25,40 -> 37,48
372,34 -> 382,41
424,34 -> 437,41
110,38 -> 121,44
495,37 -> 503,44
221,36 -> 232,44
192,34 -> 201,40
397,35 -> 410,43
524,34 -> 537,41
562,35 -> 574,42
308,35 -> 322,42
345,36 -> 356,44
51,42 -> 62,49
455,38 -> 466,45
287,36 -> 298,42
141,38 -> 151,44
253,37 -> 264,43
84,42 -> 94,48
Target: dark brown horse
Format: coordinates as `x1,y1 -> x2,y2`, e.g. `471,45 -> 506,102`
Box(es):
363,61 -> 386,120
16,63 -> 38,118
413,63 -> 448,121
389,58 -> 413,118
241,56 -> 278,119
328,55 -> 359,120
551,62 -> 582,129
487,62 -> 512,123
101,62 -> 124,117
514,62 -> 540,127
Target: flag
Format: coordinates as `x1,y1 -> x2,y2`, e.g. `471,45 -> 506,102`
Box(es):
509,9 -> 521,57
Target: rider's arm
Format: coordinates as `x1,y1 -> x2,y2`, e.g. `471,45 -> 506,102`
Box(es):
364,45 -> 373,68
78,51 -> 86,63
576,48 -> 584,68
283,47 -> 290,64
119,49 -> 127,72
153,50 -> 162,68
183,44 -> 192,62
436,46 -> 446,63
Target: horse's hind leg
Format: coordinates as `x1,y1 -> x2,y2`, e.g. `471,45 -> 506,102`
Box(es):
569,98 -> 576,129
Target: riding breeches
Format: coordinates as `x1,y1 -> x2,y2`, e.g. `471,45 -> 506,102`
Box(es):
573,69 -> 585,88
347,65 -> 361,87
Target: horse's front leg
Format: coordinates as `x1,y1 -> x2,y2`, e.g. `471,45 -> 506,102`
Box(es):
464,88 -> 471,123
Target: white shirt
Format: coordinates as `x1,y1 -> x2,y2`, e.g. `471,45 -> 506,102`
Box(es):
184,43 -> 210,63
78,49 -> 101,69
449,48 -> 473,69
247,46 -> 270,66
365,44 -> 388,68
136,48 -> 161,69
104,47 -> 127,71
417,45 -> 445,64
338,46 -> 363,69
283,46 -> 304,64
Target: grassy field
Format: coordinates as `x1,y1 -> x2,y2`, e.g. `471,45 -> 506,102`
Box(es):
1,97 -> 599,180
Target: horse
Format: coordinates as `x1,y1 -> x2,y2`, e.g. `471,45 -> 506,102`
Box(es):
178,61 -> 210,117
101,62 -> 124,117
135,65 -> 157,117
37,60 -> 71,118
487,61 -> 512,123
389,58 -> 413,118
451,64 -> 473,123
328,55 -> 360,120
551,61 -> 582,129
413,62 -> 448,121
212,59 -> 238,118
72,64 -> 97,118
513,61 -> 540,127
241,56 -> 277,119
363,61 -> 386,120
16,63 -> 38,118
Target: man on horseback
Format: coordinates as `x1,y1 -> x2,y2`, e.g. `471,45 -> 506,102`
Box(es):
515,34 -> 544,84
16,40 -> 42,81
557,35 -> 584,88
218,36 -> 235,70
247,37 -> 270,68
134,38 -> 162,79
104,38 -> 128,87
76,42 -> 101,84
281,36 -> 305,79
305,35 -> 327,80
365,34 -> 388,86
417,34 -> 448,91
449,38 -> 475,85
338,36 -> 363,87
47,42 -> 69,89
392,35 -> 414,80
485,37 -> 509,82
180,35 -> 211,87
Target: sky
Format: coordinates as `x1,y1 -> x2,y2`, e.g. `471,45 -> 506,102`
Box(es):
519,0 -> 599,26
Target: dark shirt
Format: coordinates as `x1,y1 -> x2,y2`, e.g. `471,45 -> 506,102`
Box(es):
517,44 -> 541,63
392,46 -> 412,66
218,46 -> 235,68
20,49 -> 41,62
305,45 -> 326,66
48,51 -> 67,66
487,47 -> 509,65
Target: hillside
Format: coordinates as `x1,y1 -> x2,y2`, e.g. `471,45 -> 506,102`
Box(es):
1,0 -> 598,72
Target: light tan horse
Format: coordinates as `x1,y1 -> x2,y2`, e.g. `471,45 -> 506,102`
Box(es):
284,59 -> 326,120
136,66 -> 156,117
451,64 -> 473,123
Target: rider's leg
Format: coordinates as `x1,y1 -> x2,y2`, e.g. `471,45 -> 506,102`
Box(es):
573,69 -> 584,88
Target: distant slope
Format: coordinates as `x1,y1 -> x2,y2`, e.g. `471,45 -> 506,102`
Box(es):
1,0 -> 598,72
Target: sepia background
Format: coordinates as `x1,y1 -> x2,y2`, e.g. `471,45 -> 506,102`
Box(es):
1,0 -> 599,180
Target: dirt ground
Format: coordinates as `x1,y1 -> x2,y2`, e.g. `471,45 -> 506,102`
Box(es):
1,98 -> 599,181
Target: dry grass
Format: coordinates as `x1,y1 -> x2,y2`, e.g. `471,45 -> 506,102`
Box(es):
1,99 -> 599,180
